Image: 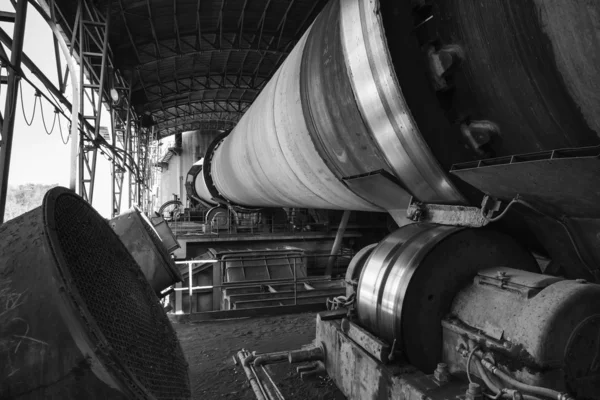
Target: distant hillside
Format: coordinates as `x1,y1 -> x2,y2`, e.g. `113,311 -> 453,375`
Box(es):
4,183 -> 58,221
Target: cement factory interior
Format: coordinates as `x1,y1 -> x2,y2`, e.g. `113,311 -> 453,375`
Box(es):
1,0 -> 600,399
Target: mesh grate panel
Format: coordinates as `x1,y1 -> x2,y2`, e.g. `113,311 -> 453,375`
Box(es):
51,193 -> 190,399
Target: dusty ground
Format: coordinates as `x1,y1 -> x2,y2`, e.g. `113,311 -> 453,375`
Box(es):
174,313 -> 346,400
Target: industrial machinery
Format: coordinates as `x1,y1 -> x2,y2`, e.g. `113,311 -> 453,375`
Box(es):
110,206 -> 182,295
0,187 -> 190,399
186,0 -> 600,398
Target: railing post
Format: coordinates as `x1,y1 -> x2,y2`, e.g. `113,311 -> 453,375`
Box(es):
188,261 -> 193,314
293,258 -> 297,305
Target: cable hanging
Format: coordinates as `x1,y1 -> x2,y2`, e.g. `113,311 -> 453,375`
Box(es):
19,81 -> 38,126
58,116 -> 70,145
39,97 -> 58,135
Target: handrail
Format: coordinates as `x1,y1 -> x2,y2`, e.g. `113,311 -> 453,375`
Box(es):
168,253 -> 351,314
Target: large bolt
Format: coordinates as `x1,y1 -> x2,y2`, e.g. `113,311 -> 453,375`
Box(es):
466,383 -> 483,400
460,120 -> 500,156
427,44 -> 465,91
434,362 -> 450,383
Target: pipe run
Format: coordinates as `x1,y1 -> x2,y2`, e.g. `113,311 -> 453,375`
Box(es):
288,345 -> 325,364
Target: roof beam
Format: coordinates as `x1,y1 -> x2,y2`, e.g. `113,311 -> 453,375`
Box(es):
115,31 -> 295,56
150,98 -> 253,113
135,45 -> 287,70
145,0 -> 162,59
158,120 -> 237,138
155,113 -> 240,129
133,72 -> 269,96
173,0 -> 182,53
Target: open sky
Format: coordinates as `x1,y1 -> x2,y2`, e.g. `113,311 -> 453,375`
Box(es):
1,2 -> 115,217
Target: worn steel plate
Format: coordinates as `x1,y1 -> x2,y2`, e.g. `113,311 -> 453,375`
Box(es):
451,146 -> 600,217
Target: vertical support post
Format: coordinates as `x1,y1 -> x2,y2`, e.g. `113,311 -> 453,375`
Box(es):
88,0 -> 111,203
293,258 -> 297,305
0,0 -> 28,224
325,210 -> 351,276
212,260 -> 221,311
188,261 -> 193,314
175,282 -> 182,313
128,124 -> 134,208
110,107 -> 116,216
77,0 -> 85,198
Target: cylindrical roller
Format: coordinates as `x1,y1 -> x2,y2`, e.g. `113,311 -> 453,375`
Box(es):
186,159 -> 217,207
110,206 -> 182,295
194,162 -> 216,205
355,224 -> 539,372
203,0 -> 466,211
0,187 -> 190,399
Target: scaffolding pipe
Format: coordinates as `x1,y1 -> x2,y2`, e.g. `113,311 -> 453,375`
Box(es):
46,18 -> 80,192
325,210 -> 351,276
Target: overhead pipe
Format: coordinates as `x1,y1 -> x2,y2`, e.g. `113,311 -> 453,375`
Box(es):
193,0 -> 468,221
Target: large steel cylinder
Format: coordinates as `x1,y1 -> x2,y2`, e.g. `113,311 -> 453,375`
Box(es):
188,159 -> 217,206
355,224 -> 539,372
424,0 -> 600,155
110,207 -> 182,295
203,0 -> 467,212
0,187 -> 190,399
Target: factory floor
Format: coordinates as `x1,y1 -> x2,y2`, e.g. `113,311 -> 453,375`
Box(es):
174,313 -> 345,400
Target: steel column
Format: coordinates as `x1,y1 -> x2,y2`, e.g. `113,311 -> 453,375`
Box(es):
0,0 -> 28,224
325,210 -> 351,276
77,0 -> 111,203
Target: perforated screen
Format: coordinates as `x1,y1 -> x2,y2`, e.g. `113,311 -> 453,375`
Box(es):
51,192 -> 190,399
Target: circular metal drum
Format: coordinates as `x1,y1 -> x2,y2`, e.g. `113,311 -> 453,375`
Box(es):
356,224 -> 539,372
0,187 -> 190,399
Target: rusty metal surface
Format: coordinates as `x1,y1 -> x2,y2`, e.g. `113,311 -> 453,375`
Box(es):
445,268 -> 600,396
0,187 -> 190,399
315,314 -> 470,400
406,201 -> 490,227
110,207 -> 182,294
451,146 -> 600,217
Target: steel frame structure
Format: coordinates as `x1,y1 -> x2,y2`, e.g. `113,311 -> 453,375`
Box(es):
0,0 -> 151,220
0,0 -> 28,224
0,0 -> 328,221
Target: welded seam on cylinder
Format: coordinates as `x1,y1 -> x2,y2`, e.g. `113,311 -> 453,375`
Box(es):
299,0 -> 387,188
299,1 -> 344,178
354,0 -> 464,203
248,70 -> 299,207
268,35 -> 344,209
357,2 -> 445,198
